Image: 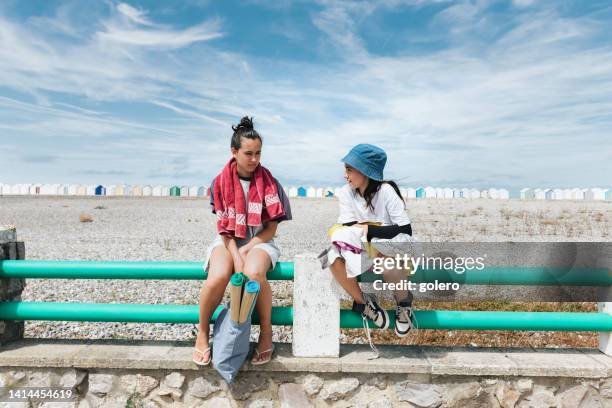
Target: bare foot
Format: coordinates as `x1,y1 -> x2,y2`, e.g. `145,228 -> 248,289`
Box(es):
251,331 -> 273,364
193,330 -> 211,364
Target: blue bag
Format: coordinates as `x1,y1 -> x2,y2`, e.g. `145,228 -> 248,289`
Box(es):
212,305 -> 251,383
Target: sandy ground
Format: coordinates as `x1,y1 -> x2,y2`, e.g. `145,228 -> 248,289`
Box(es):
0,196 -> 610,347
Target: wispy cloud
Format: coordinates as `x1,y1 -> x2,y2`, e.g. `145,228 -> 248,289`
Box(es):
1,1 -> 611,191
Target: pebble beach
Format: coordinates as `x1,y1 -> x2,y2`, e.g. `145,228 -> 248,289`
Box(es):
1,196 -> 610,347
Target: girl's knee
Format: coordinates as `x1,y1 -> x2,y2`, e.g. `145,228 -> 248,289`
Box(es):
206,275 -> 230,289
243,266 -> 267,282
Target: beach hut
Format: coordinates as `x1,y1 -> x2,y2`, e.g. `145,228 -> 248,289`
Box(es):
67,185 -> 78,195
399,187 -> 407,198
534,189 -> 545,200
75,185 -> 86,196
573,188 -> 585,200
114,185 -> 125,196
452,188 -> 461,198
180,186 -> 189,197
605,189 -> 612,201
31,184 -> 41,195
581,188 -> 589,200
197,187 -> 207,197
152,185 -> 163,197
297,187 -> 306,197
424,186 -> 436,199
189,186 -> 199,197
443,188 -> 453,199
161,186 -> 171,196
41,184 -> 60,195
552,189 -> 564,200
415,187 -> 424,199
435,187 -> 444,199
10,184 -> 21,195
324,187 -> 334,197
130,186 -> 142,196
95,185 -> 106,196
170,186 -> 180,197
306,187 -> 316,198
22,184 -> 32,195
60,184 -> 69,195
591,188 -> 606,201
405,187 -> 416,199
288,187 -> 298,198
467,189 -> 478,199
106,185 -> 117,196
498,189 -> 510,200
142,185 -> 152,196
315,188 -> 324,198
460,188 -> 470,198
520,188 -> 533,200
480,189 -> 489,199
488,188 -> 499,199
561,189 -> 571,200
544,189 -> 553,200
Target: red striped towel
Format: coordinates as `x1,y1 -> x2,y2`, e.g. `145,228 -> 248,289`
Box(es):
212,158 -> 285,239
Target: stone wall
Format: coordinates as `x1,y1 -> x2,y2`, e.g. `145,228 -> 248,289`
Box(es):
1,367 -> 611,407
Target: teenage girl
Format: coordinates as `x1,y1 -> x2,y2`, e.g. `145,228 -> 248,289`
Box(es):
193,117 -> 292,366
328,143 -> 414,337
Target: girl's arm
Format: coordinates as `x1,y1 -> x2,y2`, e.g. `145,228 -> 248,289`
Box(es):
239,221 -> 278,258
221,235 -> 244,273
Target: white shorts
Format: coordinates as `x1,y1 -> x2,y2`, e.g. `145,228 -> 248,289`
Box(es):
204,235 -> 281,270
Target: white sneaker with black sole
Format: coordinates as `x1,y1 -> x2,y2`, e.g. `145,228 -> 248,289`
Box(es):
353,293 -> 389,330
394,301 -> 414,337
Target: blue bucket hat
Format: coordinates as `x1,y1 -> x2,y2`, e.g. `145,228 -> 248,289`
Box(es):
341,144 -> 387,181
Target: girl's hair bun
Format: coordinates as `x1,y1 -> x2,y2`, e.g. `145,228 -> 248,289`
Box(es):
232,116 -> 254,132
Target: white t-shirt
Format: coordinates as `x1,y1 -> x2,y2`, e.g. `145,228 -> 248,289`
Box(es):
336,183 -> 410,226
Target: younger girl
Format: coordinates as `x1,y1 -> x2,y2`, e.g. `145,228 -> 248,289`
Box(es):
327,144 -> 414,337
193,117 -> 292,366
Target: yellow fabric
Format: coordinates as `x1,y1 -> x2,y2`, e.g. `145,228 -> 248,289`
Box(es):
327,222 -> 382,258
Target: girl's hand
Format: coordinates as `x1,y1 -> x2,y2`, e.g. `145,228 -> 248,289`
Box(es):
238,245 -> 251,261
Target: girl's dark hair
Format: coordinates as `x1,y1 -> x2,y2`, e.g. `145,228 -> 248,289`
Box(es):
359,179 -> 404,210
231,116 -> 262,149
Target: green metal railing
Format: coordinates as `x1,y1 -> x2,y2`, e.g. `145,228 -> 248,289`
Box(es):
0,301 -> 610,331
2,260 -> 610,286
0,260 -> 294,281
1,259 -> 611,332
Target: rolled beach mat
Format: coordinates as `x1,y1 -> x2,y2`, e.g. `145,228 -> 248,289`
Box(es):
238,280 -> 260,324
230,273 -> 245,322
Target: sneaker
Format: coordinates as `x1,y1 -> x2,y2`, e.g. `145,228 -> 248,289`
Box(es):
394,300 -> 414,337
353,293 -> 389,330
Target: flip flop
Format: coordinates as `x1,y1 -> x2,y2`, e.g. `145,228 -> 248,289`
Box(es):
251,345 -> 275,366
192,347 -> 211,366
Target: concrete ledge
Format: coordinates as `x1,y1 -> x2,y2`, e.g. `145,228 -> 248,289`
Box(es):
1,339 -> 610,378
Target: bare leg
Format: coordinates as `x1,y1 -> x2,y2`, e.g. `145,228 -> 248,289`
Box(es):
330,258 -> 364,304
382,257 -> 411,303
193,245 -> 233,363
243,248 -> 273,364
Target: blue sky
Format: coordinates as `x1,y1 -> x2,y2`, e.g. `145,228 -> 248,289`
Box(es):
1,0 -> 611,193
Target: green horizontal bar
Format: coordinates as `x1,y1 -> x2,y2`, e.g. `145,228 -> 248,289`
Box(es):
1,302 -> 610,331
359,266 -> 612,286
340,310 -> 612,331
0,302 -> 293,325
0,260 -> 294,281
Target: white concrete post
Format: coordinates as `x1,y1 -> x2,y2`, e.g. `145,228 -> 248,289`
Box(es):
293,253 -> 340,357
598,255 -> 612,356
